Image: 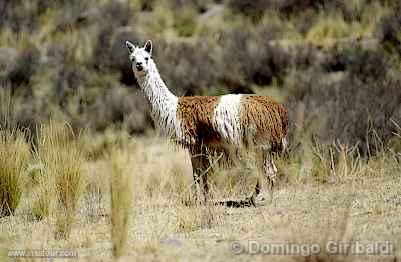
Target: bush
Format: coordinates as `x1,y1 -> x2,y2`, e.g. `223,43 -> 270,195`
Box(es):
7,43 -> 40,93
219,25 -> 290,87
0,127 -> 30,217
83,86 -> 152,133
46,44 -> 87,106
321,45 -> 389,82
286,65 -> 401,155
306,14 -> 350,47
227,0 -> 269,21
227,0 -> 351,20
35,123 -> 85,239
109,148 -> 133,258
173,7 -> 198,37
155,39 -> 220,95
377,12 -> 401,56
92,26 -> 141,86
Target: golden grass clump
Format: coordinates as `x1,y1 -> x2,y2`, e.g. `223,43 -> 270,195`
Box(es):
109,148 -> 133,258
34,123 -> 85,239
175,204 -> 218,233
0,128 -> 30,217
306,14 -> 350,47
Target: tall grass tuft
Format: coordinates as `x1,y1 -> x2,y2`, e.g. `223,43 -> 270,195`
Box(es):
109,148 -> 133,258
34,123 -> 85,239
0,127 -> 30,217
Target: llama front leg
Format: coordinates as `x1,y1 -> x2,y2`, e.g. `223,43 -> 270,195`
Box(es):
189,148 -> 210,204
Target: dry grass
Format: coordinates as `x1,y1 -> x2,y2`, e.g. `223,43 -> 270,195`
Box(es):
109,147 -> 133,258
34,123 -> 85,239
1,131 -> 401,261
0,127 -> 30,217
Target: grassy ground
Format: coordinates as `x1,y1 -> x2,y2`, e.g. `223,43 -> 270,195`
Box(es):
1,133 -> 400,261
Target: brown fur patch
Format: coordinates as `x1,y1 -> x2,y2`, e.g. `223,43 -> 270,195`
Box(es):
240,95 -> 288,150
177,96 -> 220,145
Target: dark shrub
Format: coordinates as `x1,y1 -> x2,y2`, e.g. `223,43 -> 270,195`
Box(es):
92,24 -> 141,86
83,87 -> 152,133
227,0 -> 269,21
40,44 -> 86,107
250,44 -> 289,86
0,47 -> 19,82
377,12 -> 401,56
155,39 -> 219,95
286,69 -> 401,155
99,1 -> 131,27
320,45 -> 388,82
136,0 -> 157,11
219,26 -> 291,87
227,0 -> 348,19
0,1 -> 38,32
7,44 -> 40,94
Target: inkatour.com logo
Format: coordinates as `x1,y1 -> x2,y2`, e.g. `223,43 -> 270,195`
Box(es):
7,249 -> 78,258
229,240 -> 395,256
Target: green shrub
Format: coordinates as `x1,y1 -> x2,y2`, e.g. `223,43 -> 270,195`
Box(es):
173,7 -> 198,37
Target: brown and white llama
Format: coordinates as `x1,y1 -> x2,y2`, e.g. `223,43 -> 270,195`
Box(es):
126,40 -> 288,205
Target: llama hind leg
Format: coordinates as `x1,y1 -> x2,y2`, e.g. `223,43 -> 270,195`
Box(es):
253,148 -> 277,204
264,152 -> 277,201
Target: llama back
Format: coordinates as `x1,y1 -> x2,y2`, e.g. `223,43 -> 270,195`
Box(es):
240,95 -> 288,151
175,94 -> 288,150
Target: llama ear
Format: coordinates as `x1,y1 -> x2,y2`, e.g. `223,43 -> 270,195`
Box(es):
126,41 -> 135,53
144,40 -> 152,55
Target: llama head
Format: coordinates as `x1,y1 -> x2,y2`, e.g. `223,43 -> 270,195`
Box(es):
125,40 -> 153,77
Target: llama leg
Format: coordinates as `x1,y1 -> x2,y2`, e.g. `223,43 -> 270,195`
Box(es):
263,152 -> 277,201
190,155 -> 204,203
201,168 -> 209,197
189,148 -> 210,204
253,148 -> 277,204
251,149 -> 266,204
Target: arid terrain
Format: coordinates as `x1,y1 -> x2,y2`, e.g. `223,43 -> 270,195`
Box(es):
1,133 -> 401,261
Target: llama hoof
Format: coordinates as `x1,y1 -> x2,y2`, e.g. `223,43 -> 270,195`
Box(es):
254,193 -> 269,206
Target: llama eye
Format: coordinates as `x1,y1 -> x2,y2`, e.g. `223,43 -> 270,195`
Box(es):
145,57 -> 149,61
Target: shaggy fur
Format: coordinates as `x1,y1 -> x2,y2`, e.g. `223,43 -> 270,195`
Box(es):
126,40 -> 288,204
240,95 -> 288,151
177,96 -> 220,146
176,95 -> 288,151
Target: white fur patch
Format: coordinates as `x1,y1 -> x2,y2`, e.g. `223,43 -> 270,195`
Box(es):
137,60 -> 184,143
213,94 -> 242,145
152,95 -> 183,142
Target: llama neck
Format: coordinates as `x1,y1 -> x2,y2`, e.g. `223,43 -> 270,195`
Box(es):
136,61 -> 181,139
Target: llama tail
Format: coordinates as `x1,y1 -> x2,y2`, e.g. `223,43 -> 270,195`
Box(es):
271,136 -> 288,154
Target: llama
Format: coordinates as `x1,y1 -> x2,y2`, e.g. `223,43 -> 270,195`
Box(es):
126,40 -> 288,205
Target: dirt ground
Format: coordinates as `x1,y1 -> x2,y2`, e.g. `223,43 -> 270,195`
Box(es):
2,138 -> 401,261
